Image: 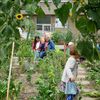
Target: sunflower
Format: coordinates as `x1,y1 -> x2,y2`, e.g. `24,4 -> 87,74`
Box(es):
16,14 -> 23,20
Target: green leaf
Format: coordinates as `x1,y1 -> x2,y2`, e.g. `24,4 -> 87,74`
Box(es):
63,30 -> 73,43
87,9 -> 98,21
87,20 -> 96,33
34,0 -> 41,3
88,0 -> 100,5
35,6 -> 45,16
75,17 -> 89,37
87,9 -> 100,29
1,0 -> 9,4
55,2 -> 72,26
93,47 -> 100,60
21,0 -> 33,4
77,39 -> 94,61
2,25 -> 14,37
76,16 -> 96,37
0,22 -> 7,33
25,3 -> 37,14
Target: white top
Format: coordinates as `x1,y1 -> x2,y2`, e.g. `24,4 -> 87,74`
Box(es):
36,42 -> 40,50
61,56 -> 78,83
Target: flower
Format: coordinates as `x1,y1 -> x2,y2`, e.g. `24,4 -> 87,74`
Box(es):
69,12 -> 73,17
16,14 -> 23,20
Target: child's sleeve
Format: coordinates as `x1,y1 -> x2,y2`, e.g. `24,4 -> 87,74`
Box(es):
66,58 -> 76,79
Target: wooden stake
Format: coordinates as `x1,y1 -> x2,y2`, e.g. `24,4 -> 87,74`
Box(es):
64,42 -> 66,63
6,42 -> 15,100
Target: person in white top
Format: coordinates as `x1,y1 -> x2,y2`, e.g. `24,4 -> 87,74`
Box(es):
61,50 -> 80,100
32,36 -> 40,62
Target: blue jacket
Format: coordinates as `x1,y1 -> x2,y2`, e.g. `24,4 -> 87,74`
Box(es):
48,40 -> 55,51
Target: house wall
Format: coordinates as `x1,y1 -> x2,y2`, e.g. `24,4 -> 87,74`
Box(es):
32,1 -> 80,35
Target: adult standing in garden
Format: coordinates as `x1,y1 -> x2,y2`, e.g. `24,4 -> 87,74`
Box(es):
32,36 -> 40,62
61,50 -> 80,100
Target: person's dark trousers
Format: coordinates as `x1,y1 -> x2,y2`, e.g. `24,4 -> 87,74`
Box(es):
39,51 -> 46,58
66,94 -> 75,100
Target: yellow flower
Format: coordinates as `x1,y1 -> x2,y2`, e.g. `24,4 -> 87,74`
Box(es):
16,14 -> 23,20
69,12 -> 73,17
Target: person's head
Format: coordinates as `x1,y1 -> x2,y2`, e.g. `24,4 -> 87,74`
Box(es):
35,36 -> 40,42
45,33 -> 51,42
40,37 -> 45,43
68,42 -> 75,52
33,36 -> 40,49
68,42 -> 75,47
36,36 -> 40,42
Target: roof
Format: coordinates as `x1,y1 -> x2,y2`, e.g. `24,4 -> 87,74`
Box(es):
38,2 -> 56,15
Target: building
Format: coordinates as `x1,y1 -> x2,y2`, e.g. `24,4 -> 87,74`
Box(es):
21,0 -> 79,35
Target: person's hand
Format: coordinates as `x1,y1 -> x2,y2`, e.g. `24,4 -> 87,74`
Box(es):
69,76 -> 75,82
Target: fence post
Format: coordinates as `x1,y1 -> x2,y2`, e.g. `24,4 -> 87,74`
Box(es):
6,42 -> 15,100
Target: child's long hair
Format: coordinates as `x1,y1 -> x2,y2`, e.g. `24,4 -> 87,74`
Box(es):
33,36 -> 40,49
70,49 -> 80,59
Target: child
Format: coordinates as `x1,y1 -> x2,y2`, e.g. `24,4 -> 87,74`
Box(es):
61,50 -> 80,100
39,37 -> 47,58
32,36 -> 40,62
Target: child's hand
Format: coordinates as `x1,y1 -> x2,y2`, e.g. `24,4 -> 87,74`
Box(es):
69,76 -> 75,82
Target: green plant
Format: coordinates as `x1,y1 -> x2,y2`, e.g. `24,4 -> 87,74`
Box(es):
17,40 -> 33,57
52,31 -> 61,44
0,79 -> 22,100
26,69 -> 34,84
84,61 -> 100,90
33,51 -> 65,100
52,30 -> 73,44
63,30 -> 73,43
83,91 -> 100,98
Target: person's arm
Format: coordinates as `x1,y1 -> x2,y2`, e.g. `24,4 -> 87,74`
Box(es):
32,42 -> 35,51
50,40 -> 55,50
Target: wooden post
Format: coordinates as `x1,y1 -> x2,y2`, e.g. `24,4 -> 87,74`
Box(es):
64,42 -> 66,63
6,42 -> 15,100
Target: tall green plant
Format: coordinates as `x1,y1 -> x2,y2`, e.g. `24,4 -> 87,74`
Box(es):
33,51 -> 65,100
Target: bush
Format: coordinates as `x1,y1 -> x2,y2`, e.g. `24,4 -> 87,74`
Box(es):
84,61 -> 100,90
52,30 -> 73,44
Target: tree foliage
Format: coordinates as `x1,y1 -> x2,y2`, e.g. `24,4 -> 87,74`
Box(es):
0,0 -> 100,65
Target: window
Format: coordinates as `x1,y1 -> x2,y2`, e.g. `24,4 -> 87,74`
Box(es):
37,16 -> 51,31
37,16 -> 51,24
